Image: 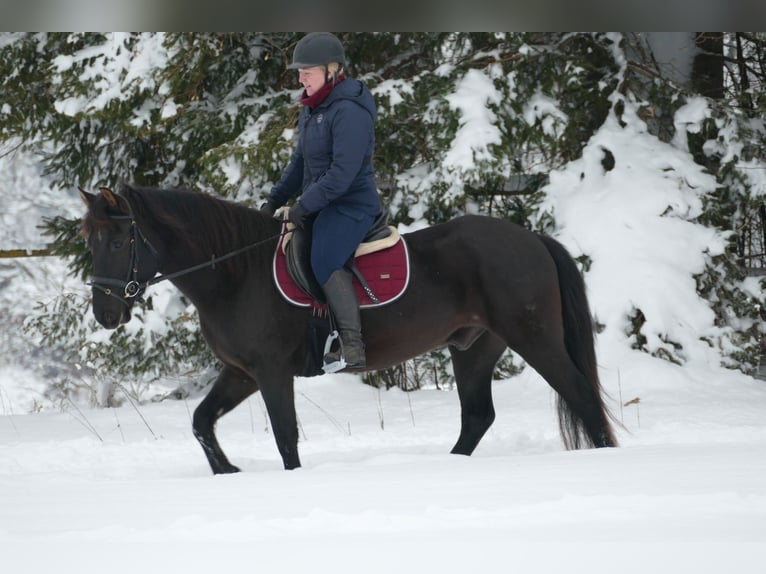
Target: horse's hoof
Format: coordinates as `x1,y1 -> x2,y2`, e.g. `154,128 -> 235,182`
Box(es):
213,463 -> 241,475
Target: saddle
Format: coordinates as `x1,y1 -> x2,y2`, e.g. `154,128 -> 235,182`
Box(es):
273,210 -> 409,310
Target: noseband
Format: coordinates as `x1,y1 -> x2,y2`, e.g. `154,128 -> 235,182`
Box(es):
88,215 -> 158,308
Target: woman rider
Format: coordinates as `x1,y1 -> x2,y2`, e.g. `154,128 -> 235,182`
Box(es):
261,32 -> 383,370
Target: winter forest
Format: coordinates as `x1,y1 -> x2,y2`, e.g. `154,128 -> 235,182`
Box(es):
1,32 -> 764,406
2,32 -> 766,572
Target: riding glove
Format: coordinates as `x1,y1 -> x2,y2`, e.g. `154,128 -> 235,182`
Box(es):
260,199 -> 278,217
288,202 -> 308,228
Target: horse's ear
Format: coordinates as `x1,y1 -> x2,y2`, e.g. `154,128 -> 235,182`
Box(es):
79,187 -> 96,207
99,186 -> 130,214
99,187 -> 118,207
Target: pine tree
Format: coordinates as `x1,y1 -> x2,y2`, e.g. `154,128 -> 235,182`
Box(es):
617,33 -> 765,372
2,32 -> 764,401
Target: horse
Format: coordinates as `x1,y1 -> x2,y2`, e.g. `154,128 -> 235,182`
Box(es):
79,184 -> 618,474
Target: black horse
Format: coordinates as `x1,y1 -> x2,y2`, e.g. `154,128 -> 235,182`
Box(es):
80,184 -> 617,474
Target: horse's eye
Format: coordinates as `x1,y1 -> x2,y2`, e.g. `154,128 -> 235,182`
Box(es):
111,239 -> 125,250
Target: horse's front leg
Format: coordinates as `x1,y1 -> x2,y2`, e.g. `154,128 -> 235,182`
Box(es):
193,365 -> 258,474
257,369 -> 301,470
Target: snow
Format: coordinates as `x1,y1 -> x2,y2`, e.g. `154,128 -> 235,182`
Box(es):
541,105 -> 732,366
524,90 -> 568,137
52,33 -> 174,119
2,40 -> 766,572
444,68 -> 503,169
2,374 -> 765,572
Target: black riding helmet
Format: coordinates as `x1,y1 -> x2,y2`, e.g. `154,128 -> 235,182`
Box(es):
288,32 -> 346,69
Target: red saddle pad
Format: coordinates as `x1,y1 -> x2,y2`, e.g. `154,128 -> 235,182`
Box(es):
273,235 -> 410,310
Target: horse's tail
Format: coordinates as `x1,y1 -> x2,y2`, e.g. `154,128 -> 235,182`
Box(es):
537,234 -> 618,449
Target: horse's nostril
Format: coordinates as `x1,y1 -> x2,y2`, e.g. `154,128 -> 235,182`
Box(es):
102,311 -> 118,328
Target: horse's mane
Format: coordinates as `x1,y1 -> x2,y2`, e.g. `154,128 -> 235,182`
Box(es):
122,184 -> 279,285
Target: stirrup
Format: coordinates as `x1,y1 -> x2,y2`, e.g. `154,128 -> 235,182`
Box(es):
322,330 -> 347,374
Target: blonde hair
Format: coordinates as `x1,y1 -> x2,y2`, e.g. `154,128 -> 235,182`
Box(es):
327,62 -> 343,81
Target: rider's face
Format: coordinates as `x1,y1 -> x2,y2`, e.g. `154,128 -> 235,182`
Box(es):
298,66 -> 326,96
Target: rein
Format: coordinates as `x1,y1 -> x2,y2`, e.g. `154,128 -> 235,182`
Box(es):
148,229 -> 287,286
89,215 -> 287,307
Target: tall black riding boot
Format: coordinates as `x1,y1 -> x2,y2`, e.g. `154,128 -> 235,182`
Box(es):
322,269 -> 366,370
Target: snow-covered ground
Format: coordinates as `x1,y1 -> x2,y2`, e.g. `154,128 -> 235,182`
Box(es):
2,369 -> 765,573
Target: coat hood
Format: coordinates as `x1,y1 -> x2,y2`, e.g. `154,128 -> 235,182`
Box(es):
323,78 -> 377,121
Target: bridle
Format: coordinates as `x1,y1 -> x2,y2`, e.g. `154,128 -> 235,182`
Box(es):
88,215 -> 159,308
88,213 -> 287,309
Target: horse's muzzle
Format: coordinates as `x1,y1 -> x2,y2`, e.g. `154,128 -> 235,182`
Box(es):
97,307 -> 130,329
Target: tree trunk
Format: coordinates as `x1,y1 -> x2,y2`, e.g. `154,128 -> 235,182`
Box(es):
692,32 -> 724,99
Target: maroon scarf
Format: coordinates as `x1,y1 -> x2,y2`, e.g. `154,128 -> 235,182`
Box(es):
301,75 -> 346,109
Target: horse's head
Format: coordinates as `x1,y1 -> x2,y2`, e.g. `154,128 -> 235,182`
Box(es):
79,186 -> 160,329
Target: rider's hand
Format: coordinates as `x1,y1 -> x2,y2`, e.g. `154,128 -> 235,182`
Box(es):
287,202 -> 308,228
260,199 -> 278,217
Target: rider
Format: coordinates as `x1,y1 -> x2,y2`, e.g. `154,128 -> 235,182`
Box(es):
261,32 -> 383,370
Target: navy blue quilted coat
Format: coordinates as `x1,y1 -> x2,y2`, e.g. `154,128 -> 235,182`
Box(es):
269,78 -> 381,217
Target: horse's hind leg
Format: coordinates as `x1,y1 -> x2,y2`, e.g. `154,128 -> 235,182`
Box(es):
518,339 -> 614,449
449,330 -> 507,455
193,365 -> 258,474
